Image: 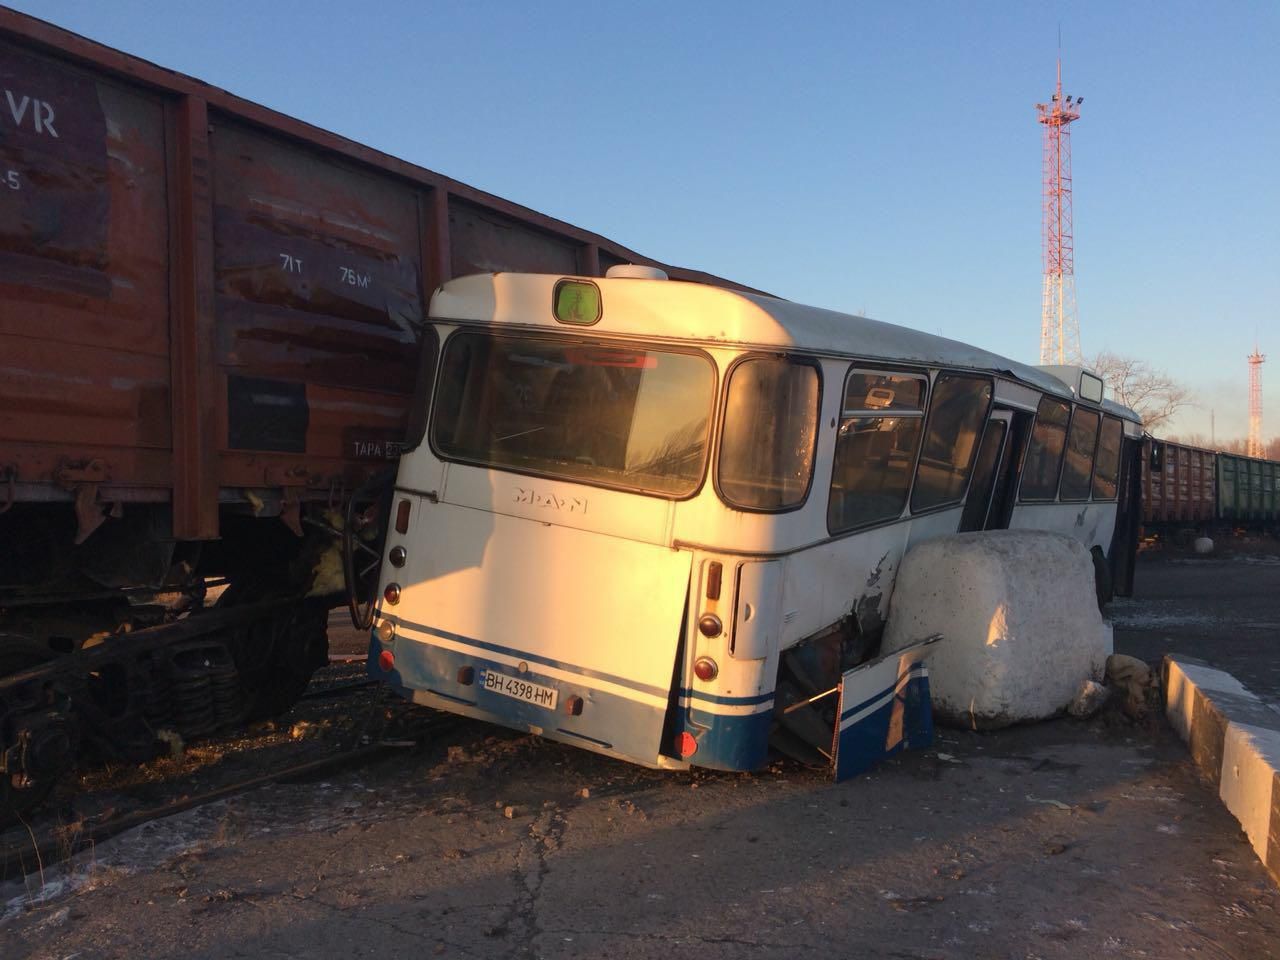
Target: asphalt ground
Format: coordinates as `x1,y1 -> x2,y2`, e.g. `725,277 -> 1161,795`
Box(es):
3,544 -> 1279,959
1112,541 -> 1280,708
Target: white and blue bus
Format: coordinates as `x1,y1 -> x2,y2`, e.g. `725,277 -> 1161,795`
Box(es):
350,267 -> 1142,779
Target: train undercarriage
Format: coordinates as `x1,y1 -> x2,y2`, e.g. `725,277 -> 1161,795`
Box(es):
0,497 -> 371,825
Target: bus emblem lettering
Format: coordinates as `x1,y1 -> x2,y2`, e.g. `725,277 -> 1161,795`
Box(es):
513,488 -> 588,514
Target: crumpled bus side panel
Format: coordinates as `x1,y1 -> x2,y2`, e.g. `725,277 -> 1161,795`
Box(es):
832,638 -> 936,782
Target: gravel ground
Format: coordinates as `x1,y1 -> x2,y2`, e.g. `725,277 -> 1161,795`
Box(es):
3,546 -> 1278,959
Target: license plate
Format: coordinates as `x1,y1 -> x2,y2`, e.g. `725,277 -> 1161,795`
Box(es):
481,670 -> 559,710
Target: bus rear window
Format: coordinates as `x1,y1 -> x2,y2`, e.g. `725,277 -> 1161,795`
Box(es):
432,333 -> 715,497
718,358 -> 820,511
1021,397 -> 1071,500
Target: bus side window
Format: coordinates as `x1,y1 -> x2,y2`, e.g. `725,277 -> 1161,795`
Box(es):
909,373 -> 993,512
1019,397 -> 1071,500
827,369 -> 927,532
718,358 -> 820,511
1092,416 -> 1123,500
1059,407 -> 1101,501
433,334 -> 489,453
402,325 -> 441,453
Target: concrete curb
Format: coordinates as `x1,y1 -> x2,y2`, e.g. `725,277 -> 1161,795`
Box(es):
1163,655 -> 1280,884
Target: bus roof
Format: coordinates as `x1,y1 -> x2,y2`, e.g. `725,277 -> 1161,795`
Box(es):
429,272 -> 1142,424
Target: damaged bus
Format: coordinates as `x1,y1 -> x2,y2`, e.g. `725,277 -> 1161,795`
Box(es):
351,268 -> 1143,779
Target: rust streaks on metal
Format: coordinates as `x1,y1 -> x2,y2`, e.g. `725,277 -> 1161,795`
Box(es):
0,7 -> 766,543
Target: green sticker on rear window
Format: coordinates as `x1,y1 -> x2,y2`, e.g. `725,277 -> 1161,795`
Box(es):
553,280 -> 602,325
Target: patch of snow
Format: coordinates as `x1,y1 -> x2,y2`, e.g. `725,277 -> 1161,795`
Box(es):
1170,554 -> 1280,567
1108,607 -> 1224,629
1108,599 -> 1278,631
1,801 -> 233,924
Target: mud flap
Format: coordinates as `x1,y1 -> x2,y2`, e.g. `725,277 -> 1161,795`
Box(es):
832,636 -> 939,782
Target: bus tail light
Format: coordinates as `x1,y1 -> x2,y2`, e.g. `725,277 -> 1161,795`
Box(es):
395,499 -> 411,534
375,619 -> 395,643
675,732 -> 698,758
384,583 -> 401,605
693,657 -> 718,682
705,561 -> 723,600
378,649 -> 395,672
697,614 -> 722,638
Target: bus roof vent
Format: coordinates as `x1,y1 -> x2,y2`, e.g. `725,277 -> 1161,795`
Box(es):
605,264 -> 668,281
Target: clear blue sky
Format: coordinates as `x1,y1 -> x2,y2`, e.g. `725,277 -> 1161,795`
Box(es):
12,1 -> 1278,440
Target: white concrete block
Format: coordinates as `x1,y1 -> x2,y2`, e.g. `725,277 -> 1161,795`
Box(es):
1164,654 -> 1280,884
881,530 -> 1110,728
1177,660 -> 1259,701
1220,722 -> 1280,863
1164,658 -> 1198,743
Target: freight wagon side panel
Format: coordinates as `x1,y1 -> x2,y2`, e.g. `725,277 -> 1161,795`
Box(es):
1189,447 -> 1214,523
1243,457 -> 1277,522
449,198 -> 582,278
1217,455 -> 1231,521
209,119 -> 424,497
1142,440 -> 1215,528
1146,440 -> 1167,522
1216,454 -> 1280,525
1257,459 -> 1278,522
0,39 -> 171,498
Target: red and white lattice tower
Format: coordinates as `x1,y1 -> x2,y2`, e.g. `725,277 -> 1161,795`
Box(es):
1248,348 -> 1265,458
1037,61 -> 1083,366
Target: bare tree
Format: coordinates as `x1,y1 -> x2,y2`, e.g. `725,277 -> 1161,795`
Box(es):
1089,352 -> 1193,433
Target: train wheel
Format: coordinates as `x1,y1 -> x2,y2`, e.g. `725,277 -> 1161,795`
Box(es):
0,638 -> 68,827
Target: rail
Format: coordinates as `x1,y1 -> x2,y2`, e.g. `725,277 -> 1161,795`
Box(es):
0,704 -> 462,882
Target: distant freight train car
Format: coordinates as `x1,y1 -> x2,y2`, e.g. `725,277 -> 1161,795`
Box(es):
1142,439 -> 1216,528
1142,439 -> 1280,533
1217,452 -> 1280,526
0,8 -> 756,821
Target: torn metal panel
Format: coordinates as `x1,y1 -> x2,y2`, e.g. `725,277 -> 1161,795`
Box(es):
832,636 -> 938,782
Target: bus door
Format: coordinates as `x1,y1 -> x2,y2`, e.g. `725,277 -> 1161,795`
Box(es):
1107,435 -> 1144,597
983,408 -> 1034,531
959,410 -> 1013,532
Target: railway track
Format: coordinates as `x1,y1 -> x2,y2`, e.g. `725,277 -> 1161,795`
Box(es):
300,678 -> 378,701
0,690 -> 462,883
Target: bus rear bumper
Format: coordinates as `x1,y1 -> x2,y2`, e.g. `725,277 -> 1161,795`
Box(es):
369,629 -> 680,768
679,700 -> 774,772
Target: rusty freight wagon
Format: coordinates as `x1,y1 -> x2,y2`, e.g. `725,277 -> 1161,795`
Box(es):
0,9 -> 753,821
1142,438 -> 1216,531
1141,439 -> 1280,536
